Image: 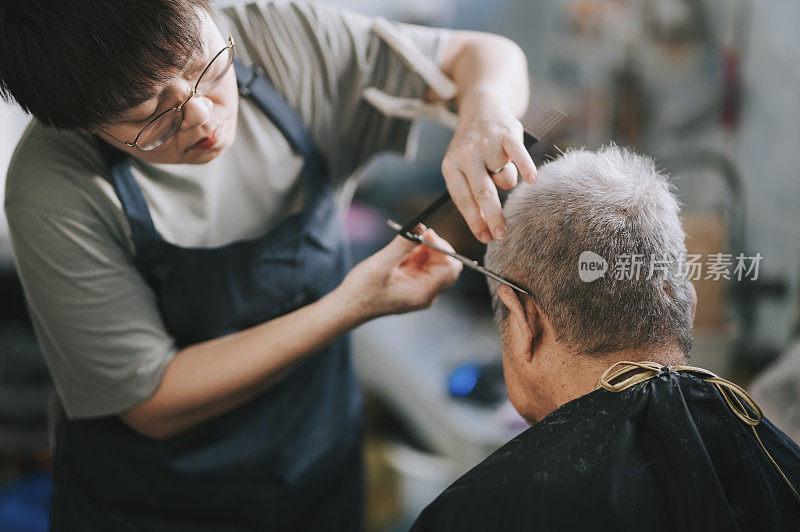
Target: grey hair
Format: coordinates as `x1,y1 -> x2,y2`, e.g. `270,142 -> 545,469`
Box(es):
485,145 -> 693,357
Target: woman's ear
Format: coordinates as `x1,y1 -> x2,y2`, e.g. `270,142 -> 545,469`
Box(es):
497,286 -> 542,362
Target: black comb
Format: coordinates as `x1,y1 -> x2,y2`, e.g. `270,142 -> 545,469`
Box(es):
399,107 -> 567,238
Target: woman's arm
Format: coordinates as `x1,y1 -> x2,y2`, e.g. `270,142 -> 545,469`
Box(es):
121,231 -> 461,439
439,31 -> 537,244
442,31 -> 530,118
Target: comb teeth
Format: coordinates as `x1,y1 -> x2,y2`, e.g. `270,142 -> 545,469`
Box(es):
400,191 -> 456,235
523,107 -> 567,141
420,196 -> 457,229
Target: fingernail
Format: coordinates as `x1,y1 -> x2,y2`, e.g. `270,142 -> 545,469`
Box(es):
494,226 -> 506,240
479,230 -> 492,243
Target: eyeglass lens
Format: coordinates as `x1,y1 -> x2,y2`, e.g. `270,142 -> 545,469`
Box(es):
136,45 -> 234,150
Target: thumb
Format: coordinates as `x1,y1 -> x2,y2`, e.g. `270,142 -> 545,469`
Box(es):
376,234 -> 419,265
421,228 -> 455,253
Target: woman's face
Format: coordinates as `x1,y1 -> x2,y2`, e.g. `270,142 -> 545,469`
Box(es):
95,10 -> 238,165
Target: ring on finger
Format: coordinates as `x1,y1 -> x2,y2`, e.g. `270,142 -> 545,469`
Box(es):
490,162 -> 512,174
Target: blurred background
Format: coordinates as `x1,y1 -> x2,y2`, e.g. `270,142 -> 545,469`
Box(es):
1,0 -> 799,530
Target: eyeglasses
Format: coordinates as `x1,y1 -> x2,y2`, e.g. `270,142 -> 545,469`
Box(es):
104,36 -> 236,151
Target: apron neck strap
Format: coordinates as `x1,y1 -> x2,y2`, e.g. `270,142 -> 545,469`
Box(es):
96,139 -> 160,256
234,59 -> 328,177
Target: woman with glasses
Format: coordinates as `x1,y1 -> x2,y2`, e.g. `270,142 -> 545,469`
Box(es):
1,0 -> 534,529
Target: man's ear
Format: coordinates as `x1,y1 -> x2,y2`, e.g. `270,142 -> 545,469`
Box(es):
497,286 -> 542,362
689,282 -> 697,323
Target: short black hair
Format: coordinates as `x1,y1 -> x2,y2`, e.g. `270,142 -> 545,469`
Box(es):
0,0 -> 212,130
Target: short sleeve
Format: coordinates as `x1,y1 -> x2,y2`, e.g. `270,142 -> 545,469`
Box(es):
221,1 -> 453,182
5,203 -> 177,419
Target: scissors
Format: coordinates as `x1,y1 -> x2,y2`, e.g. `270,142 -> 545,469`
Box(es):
387,220 -> 530,295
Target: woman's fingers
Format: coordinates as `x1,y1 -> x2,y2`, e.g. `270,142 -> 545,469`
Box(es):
401,230 -> 457,269
502,133 -> 537,183
462,153 -> 506,240
422,228 -> 456,253
491,162 -> 519,191
412,230 -> 462,293
443,132 -> 535,242
378,234 -> 419,266
442,157 -> 492,243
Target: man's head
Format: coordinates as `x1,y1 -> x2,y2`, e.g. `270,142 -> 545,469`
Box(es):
0,1 -> 238,164
485,146 -> 695,422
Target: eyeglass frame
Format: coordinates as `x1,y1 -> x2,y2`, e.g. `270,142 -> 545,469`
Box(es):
102,35 -> 236,151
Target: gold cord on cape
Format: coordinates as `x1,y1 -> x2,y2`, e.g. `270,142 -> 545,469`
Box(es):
597,360 -> 800,506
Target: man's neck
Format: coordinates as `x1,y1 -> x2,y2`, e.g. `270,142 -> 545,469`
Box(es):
531,345 -> 687,421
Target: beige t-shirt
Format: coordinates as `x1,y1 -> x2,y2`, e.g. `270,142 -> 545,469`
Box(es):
4,0 -> 451,418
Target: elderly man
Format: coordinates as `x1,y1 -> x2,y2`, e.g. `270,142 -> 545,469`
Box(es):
411,146 -> 800,531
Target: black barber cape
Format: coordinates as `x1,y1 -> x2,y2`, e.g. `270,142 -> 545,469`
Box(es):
411,367 -> 800,531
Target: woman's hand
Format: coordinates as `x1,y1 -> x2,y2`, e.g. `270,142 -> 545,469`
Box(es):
335,229 -> 463,324
441,89 -> 537,244
122,229 -> 458,439
437,31 -> 535,244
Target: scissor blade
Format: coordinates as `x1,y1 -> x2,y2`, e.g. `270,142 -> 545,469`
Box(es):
413,235 -> 479,268
416,238 -> 530,295
386,220 -> 530,295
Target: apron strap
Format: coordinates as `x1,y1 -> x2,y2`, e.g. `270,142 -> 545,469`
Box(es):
234,59 -> 328,178
96,140 -> 160,256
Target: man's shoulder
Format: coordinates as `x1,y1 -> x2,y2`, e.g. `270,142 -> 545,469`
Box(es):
410,390 -> 637,531
414,374 -> 800,531
457,389 -> 627,487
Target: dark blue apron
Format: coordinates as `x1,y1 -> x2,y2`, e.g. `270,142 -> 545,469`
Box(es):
50,60 -> 364,531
